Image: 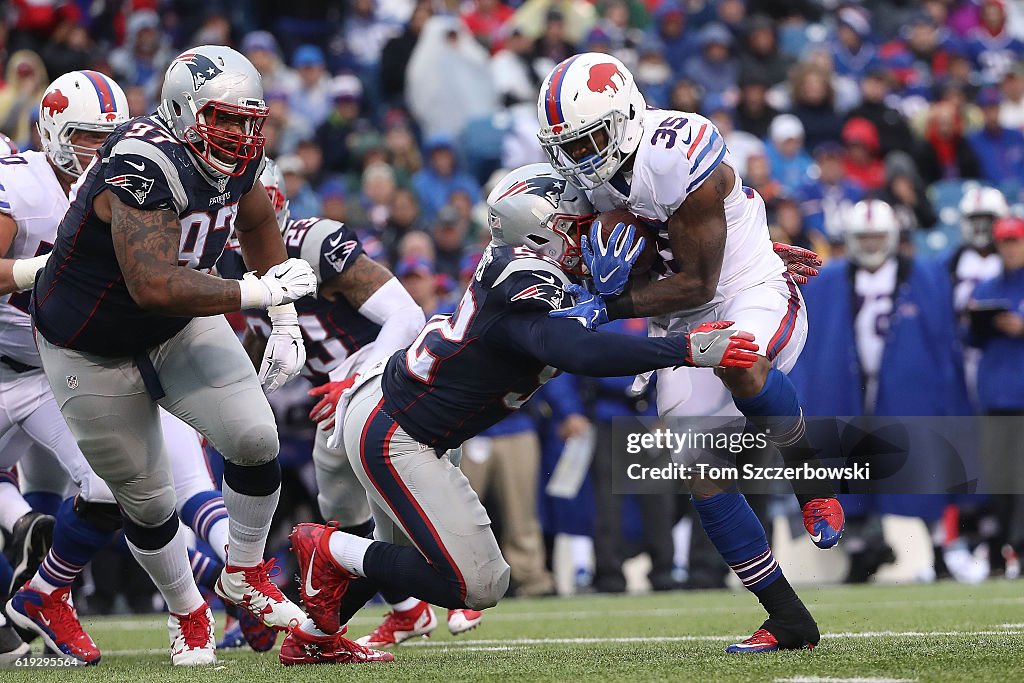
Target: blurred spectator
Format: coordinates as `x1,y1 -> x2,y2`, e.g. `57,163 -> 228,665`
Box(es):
715,0 -> 747,36
744,149 -> 783,206
668,78 -> 702,114
242,31 -> 300,98
841,118 -> 886,192
917,100 -> 982,184
278,154 -> 322,220
396,230 -> 436,264
633,45 -> 673,109
123,85 -> 151,117
831,6 -> 877,81
108,11 -> 173,102
734,73 -> 779,139
406,15 -> 497,139
193,9 -> 233,46
318,179 -> 348,223
431,205 -> 471,279
264,91 -> 307,156
39,5 -> 93,77
412,134 -> 481,221
348,162 -> 397,233
379,1 -> 433,107
884,152 -> 939,233
463,0 -> 515,50
396,255 -> 441,313
705,96 -> 761,178
288,45 -> 333,132
1000,64 -> 1024,130
342,0 -> 400,84
683,23 -> 737,98
964,0 -> 1024,82
798,141 -> 864,243
967,87 -> 1024,187
769,193 -> 827,254
516,1 -> 598,48
530,8 -> 578,67
592,0 -> 645,66
765,114 -> 814,195
316,74 -> 369,175
295,139 -> 325,187
845,66 -> 914,157
0,50 -> 47,147
382,118 -> 423,183
647,2 -> 694,76
789,62 -> 843,152
879,11 -> 956,99
737,14 -> 793,87
382,189 -> 424,263
492,26 -> 542,111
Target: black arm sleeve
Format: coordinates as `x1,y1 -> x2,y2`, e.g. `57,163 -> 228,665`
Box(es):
491,312 -> 691,376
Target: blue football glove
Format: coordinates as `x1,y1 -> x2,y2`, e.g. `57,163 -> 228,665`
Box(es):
549,283 -> 609,330
584,220 -> 646,297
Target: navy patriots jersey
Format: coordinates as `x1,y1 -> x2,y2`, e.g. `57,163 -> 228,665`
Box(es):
218,217 -> 381,385
33,114 -> 263,357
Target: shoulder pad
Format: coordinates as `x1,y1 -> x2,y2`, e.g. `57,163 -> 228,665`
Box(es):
486,246 -> 573,312
105,136 -> 187,213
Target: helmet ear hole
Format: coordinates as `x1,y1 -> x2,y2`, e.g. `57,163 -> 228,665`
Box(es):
173,100 -> 182,116
529,234 -> 550,245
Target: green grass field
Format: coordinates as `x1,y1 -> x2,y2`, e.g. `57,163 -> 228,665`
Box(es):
4,581 -> 1023,682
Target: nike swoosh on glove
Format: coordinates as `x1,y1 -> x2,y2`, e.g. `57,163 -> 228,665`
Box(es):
685,320 -> 759,368
549,283 -> 609,329
585,221 -> 646,297
240,258 -> 318,309
260,306 -> 306,393
772,242 -> 822,285
307,373 -> 361,432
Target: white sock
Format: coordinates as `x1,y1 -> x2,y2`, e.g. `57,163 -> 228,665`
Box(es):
221,479 -> 280,567
207,518 -> 230,564
327,531 -> 373,576
127,520 -> 205,616
0,484 -> 31,533
389,597 -> 421,612
28,572 -> 60,594
299,618 -> 332,637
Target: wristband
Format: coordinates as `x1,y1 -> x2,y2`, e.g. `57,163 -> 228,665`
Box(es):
268,303 -> 298,324
238,272 -> 270,310
12,253 -> 50,290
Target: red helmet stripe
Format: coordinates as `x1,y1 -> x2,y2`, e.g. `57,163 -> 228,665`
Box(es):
544,55 -> 580,126
81,70 -> 117,113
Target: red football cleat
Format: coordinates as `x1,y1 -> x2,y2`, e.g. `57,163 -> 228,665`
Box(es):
5,584 -> 99,665
802,497 -> 845,549
290,522 -> 357,634
447,608 -> 483,635
356,601 -> 438,648
280,626 -> 394,665
215,557 -> 305,632
726,628 -> 816,654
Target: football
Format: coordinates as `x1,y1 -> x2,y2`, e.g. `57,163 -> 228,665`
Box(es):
594,208 -> 660,274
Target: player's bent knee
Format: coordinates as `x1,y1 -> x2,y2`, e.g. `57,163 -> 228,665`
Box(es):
116,481 -> 177,528
464,559 -> 511,610
221,420 -> 279,466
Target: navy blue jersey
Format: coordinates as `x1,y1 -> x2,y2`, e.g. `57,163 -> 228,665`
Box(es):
33,114 -> 263,357
382,244 -> 692,449
218,217 -> 381,385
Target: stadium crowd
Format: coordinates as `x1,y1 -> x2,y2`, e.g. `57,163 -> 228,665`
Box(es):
1,0 -> 1023,612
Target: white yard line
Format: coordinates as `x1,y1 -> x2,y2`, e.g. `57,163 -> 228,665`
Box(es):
775,678 -> 918,683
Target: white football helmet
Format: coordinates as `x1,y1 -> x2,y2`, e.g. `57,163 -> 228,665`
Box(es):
260,157 -> 289,232
37,70 -> 129,177
844,199 -> 899,271
958,185 -> 1009,250
537,53 -> 646,190
157,45 -> 268,178
487,163 -> 595,274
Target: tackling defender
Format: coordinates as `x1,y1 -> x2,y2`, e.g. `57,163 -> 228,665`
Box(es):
29,47 -> 317,665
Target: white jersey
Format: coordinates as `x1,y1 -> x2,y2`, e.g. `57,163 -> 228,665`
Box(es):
953,248 -> 1002,314
853,259 -> 898,414
0,151 -> 68,367
587,109 -> 785,311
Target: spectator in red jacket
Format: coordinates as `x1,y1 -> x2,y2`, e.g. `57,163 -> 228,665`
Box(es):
841,118 -> 886,192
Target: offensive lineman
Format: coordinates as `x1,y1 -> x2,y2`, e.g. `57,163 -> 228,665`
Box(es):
536,53 -> 831,652
29,47 -> 317,665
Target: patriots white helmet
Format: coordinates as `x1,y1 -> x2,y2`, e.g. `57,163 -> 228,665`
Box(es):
260,157 -> 290,232
958,185 -> 1009,250
157,45 -> 269,178
537,53 -> 646,190
37,70 -> 129,177
487,163 -> 595,274
844,199 -> 899,271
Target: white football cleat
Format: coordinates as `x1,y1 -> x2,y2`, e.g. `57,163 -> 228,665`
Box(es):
215,558 -> 306,631
168,604 -> 216,666
447,608 -> 483,635
356,601 -> 438,648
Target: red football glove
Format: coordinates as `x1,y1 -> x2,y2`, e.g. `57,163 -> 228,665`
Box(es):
685,320 -> 759,368
773,242 -> 822,284
308,373 -> 361,431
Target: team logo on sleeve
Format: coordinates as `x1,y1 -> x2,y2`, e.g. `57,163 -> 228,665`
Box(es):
510,274 -> 566,310
108,174 -> 155,205
176,53 -> 223,90
324,233 -> 358,273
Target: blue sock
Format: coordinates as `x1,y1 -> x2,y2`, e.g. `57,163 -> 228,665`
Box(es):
733,368 -> 804,445
180,491 -> 228,549
693,491 -> 781,593
23,492 -> 63,517
189,544 -> 224,590
35,498 -> 116,589
0,553 -> 13,596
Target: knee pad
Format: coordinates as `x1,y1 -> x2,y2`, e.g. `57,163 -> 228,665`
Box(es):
73,496 -> 123,533
223,420 -> 279,466
464,559 -> 510,610
117,479 -> 177,529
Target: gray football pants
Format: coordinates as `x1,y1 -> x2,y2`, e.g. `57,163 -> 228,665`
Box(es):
35,315 -> 278,527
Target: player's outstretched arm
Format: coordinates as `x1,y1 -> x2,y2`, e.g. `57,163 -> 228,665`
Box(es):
605,164 -> 731,320
107,192 -> 245,315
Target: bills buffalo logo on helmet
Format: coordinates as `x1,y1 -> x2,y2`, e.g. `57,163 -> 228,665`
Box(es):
108,174 -> 155,205
587,63 -> 626,95
42,89 -> 70,119
495,176 -> 566,209
176,52 -> 223,90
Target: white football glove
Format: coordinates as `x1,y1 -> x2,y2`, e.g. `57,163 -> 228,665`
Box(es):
259,304 -> 306,393
239,258 -> 318,309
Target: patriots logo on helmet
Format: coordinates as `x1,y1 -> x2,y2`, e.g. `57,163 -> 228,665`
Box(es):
324,233 -> 358,273
108,174 -> 155,205
510,275 -> 566,310
495,177 -> 567,209
176,52 -> 223,91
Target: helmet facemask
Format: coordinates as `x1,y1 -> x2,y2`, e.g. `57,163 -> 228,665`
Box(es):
540,109 -> 630,190
546,212 -> 593,275
846,231 -> 897,271
962,213 -> 996,250
265,183 -> 289,233
181,98 -> 268,177
43,121 -> 118,177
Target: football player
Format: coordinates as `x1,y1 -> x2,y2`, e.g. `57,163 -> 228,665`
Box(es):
29,47 -> 317,665
535,54 -> 830,652
283,163 -> 761,663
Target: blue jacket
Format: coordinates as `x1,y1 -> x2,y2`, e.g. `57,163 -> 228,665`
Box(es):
967,127 -> 1024,187
765,144 -> 815,195
970,267 -> 1024,411
791,257 -> 970,417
